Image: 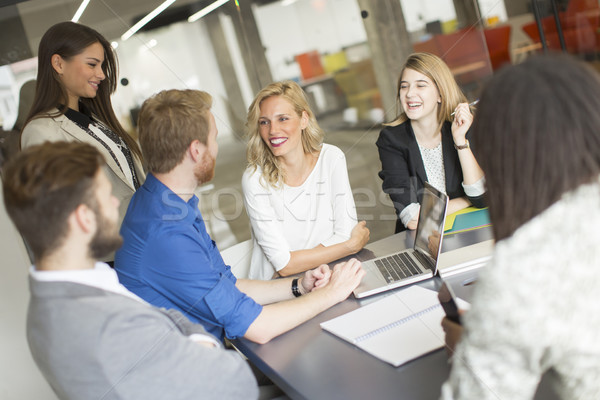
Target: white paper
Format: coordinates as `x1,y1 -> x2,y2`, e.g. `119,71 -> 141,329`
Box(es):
321,286 -> 445,367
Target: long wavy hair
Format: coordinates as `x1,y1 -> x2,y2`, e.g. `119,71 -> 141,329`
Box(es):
386,52 -> 467,133
246,80 -> 323,188
21,21 -> 142,160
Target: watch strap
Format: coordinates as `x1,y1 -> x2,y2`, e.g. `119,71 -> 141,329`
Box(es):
292,278 -> 302,297
454,139 -> 470,150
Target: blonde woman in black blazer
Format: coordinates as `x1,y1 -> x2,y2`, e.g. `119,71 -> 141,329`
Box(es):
377,53 -> 485,233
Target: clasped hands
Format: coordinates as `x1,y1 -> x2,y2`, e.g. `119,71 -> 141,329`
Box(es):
299,258 -> 365,296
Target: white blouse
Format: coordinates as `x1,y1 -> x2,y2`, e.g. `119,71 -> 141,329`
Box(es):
241,144 -> 358,280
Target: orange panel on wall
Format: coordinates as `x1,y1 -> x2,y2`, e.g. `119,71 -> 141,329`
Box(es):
295,50 -> 325,81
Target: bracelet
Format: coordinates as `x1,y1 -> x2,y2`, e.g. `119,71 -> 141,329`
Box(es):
454,139 -> 469,150
291,278 -> 302,297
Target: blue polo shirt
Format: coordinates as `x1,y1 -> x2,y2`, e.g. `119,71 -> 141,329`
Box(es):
115,173 -> 262,341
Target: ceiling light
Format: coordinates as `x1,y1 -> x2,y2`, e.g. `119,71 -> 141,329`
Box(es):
71,0 -> 91,22
111,41 -> 119,49
121,0 -> 177,41
188,0 -> 229,23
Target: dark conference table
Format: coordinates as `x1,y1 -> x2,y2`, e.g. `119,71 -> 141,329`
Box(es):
233,227 -> 558,400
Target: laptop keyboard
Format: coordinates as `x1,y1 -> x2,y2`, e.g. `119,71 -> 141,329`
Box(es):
375,252 -> 423,284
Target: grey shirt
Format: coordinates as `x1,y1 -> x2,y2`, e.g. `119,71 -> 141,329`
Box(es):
27,276 -> 258,400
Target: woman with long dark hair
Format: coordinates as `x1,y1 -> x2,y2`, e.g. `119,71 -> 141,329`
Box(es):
441,54 -> 600,399
21,22 -> 144,225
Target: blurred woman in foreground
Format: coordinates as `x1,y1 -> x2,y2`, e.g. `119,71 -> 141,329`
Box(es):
441,54 -> 600,399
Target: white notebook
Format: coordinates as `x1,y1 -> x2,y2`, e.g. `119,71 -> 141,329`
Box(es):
321,286 -> 445,367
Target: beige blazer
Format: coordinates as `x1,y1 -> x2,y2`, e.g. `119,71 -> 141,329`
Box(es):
21,111 -> 146,227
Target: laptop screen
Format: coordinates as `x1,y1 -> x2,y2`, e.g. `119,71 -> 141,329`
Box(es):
413,182 -> 448,268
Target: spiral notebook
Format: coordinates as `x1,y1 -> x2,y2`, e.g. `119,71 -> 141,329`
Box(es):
321,286 -> 445,367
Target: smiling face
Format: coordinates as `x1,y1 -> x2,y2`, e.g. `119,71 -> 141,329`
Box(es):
258,95 -> 308,159
52,41 -> 106,110
399,68 -> 441,124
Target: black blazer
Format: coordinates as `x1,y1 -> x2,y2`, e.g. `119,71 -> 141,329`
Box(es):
376,120 -> 485,233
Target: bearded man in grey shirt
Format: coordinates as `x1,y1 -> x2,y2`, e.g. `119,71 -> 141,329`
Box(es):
2,141 -> 257,400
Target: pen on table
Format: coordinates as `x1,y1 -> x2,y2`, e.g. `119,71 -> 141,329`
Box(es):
451,99 -> 480,116
462,277 -> 477,286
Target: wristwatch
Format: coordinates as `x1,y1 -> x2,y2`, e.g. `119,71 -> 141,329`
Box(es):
292,278 -> 302,297
454,139 -> 469,150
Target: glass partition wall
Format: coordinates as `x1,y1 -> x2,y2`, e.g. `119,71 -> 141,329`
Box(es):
3,0 -> 593,248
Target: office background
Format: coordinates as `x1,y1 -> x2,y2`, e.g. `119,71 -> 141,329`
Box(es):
1,0 -> 598,398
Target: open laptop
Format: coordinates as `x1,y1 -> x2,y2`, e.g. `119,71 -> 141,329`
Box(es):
354,182 -> 449,298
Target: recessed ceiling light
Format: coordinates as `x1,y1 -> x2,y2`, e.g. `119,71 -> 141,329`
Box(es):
188,0 -> 229,23
121,0 -> 177,41
71,0 -> 90,22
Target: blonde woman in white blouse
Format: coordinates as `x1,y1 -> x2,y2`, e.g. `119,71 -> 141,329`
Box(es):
243,81 -> 369,280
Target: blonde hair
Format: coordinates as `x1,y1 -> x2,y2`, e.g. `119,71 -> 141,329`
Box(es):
246,80 -> 323,187
386,52 -> 467,132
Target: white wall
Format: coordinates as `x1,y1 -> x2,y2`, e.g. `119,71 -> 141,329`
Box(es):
252,0 -> 367,81
400,0 -> 457,33
220,13 -> 255,109
0,59 -> 36,130
400,0 -> 508,34
478,0 -> 508,23
0,66 -> 17,129
112,20 -> 234,138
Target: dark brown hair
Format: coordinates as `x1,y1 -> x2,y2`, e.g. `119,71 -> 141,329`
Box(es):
22,21 -> 142,160
138,89 -> 213,174
2,141 -> 104,261
471,53 -> 600,240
